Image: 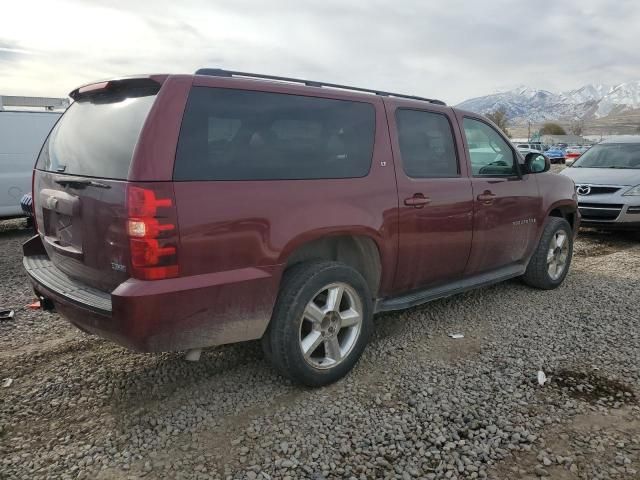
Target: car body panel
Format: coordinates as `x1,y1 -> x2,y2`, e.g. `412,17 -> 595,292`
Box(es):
384,98 -> 473,292
0,111 -> 60,218
455,111 -> 544,274
129,75 -> 191,181
33,172 -> 131,292
561,167 -> 640,186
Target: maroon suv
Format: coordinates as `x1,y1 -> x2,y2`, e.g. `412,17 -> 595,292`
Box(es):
23,70 -> 579,386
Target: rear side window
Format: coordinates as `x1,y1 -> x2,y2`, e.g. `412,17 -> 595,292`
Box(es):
395,109 -> 459,178
174,87 -> 376,181
36,88 -> 157,179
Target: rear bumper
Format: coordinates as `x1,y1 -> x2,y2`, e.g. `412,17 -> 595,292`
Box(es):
22,235 -> 283,352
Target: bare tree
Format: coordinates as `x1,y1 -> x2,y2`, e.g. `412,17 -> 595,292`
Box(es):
569,120 -> 584,136
486,108 -> 511,137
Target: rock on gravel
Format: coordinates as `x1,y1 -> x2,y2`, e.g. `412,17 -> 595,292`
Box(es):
1,218 -> 639,480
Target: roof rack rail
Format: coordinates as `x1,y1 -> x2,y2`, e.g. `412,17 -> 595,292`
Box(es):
195,68 -> 446,106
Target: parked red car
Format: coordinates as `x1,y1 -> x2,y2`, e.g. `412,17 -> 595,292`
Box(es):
23,70 -> 579,386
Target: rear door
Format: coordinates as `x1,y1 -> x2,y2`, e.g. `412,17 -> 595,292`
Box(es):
33,79 -> 161,291
457,114 -> 540,274
387,102 -> 473,292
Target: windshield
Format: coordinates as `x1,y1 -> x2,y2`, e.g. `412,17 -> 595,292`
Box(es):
36,88 -> 157,179
571,143 -> 640,169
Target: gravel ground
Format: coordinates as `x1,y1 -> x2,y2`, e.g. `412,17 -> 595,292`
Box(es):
1,217 -> 639,480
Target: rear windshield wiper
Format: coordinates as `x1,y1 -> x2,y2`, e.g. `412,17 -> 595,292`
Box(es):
54,178 -> 111,189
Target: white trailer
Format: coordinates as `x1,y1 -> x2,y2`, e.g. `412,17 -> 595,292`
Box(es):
0,96 -> 67,219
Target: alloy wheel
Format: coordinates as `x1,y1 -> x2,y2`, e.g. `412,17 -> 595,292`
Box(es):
298,282 -> 363,370
547,230 -> 569,280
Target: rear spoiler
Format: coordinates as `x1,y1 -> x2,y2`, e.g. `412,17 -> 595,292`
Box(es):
69,76 -> 165,101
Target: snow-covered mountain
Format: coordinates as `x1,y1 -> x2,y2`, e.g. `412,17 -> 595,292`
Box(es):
558,84 -> 614,104
457,81 -> 640,123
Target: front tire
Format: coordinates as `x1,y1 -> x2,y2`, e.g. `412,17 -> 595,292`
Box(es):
522,217 -> 573,289
263,261 -> 373,387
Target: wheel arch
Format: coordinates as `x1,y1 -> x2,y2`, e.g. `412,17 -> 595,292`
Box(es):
547,201 -> 578,232
280,233 -> 384,298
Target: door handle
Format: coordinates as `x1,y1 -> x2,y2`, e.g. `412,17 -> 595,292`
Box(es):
404,194 -> 431,208
477,191 -> 496,204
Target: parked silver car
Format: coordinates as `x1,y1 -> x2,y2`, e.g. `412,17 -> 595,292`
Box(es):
561,136 -> 640,230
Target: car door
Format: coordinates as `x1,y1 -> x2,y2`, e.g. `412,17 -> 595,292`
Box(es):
388,102 -> 474,293
457,114 -> 541,275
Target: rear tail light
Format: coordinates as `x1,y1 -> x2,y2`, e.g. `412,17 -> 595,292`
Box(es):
126,184 -> 179,280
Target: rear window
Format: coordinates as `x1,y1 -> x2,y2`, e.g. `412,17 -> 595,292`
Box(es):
36,88 -> 157,179
173,87 -> 375,181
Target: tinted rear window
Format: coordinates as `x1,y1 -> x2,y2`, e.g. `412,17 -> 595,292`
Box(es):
174,87 -> 375,181
36,89 -> 157,179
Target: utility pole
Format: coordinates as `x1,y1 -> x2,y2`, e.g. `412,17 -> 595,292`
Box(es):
528,121 -> 531,142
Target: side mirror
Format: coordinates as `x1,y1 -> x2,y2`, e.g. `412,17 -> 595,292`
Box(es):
524,152 -> 550,174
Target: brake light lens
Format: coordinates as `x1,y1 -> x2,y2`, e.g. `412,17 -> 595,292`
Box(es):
127,185 -> 179,280
78,81 -> 110,94
128,187 -> 173,217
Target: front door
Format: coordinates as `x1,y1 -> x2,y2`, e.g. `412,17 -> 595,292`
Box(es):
388,104 -> 474,293
458,115 -> 541,275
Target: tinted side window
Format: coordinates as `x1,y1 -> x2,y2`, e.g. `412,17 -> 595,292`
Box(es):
174,88 -> 376,181
462,118 -> 517,176
395,109 -> 458,178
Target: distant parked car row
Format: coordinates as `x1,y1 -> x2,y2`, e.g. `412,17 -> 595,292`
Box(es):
516,143 -> 566,164
565,145 -> 591,165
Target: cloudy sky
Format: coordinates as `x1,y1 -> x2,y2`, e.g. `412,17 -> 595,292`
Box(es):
2,0 -> 640,104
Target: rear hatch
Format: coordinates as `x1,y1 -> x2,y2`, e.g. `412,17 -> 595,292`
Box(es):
33,78 -> 161,292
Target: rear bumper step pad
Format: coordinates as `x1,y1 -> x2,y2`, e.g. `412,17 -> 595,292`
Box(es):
23,255 -> 112,313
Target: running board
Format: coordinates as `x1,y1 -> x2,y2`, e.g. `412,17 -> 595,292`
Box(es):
375,264 -> 526,313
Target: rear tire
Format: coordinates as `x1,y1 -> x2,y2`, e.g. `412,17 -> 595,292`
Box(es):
522,217 -> 573,289
263,261 -> 372,387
